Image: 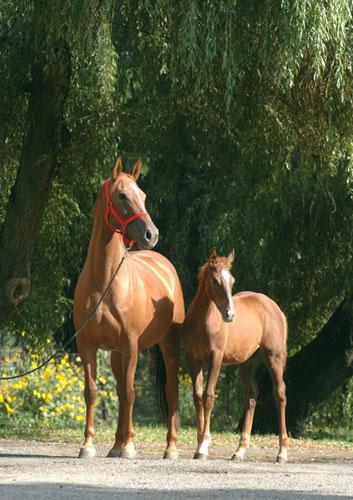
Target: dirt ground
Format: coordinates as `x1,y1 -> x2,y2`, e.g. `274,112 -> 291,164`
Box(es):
0,439 -> 352,499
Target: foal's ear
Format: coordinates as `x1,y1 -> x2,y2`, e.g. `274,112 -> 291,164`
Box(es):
131,160 -> 141,181
227,249 -> 235,267
208,248 -> 218,263
111,156 -> 123,180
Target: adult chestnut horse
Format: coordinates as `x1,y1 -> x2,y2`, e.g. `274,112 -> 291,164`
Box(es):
73,157 -> 184,459
181,249 -> 288,464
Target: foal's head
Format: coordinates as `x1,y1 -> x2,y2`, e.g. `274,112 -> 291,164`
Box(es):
201,249 -> 235,322
105,157 -> 159,249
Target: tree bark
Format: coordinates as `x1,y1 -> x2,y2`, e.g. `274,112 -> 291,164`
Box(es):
0,5 -> 71,323
251,297 -> 353,436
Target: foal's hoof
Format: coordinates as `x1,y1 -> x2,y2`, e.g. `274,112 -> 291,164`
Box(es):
78,446 -> 96,458
119,447 -> 137,459
107,448 -> 122,458
193,452 -> 208,460
275,455 -> 287,465
163,450 -> 178,460
230,453 -> 244,462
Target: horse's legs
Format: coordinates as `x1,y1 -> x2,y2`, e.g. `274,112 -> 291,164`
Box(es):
186,354 -> 204,452
77,339 -> 98,458
117,338 -> 139,458
195,351 -> 223,460
232,354 -> 259,461
263,349 -> 289,464
159,325 -> 180,459
107,350 -> 125,457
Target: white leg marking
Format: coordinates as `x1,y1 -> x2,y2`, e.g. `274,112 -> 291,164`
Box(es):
277,447 -> 288,463
234,446 -> 246,459
197,439 -> 211,455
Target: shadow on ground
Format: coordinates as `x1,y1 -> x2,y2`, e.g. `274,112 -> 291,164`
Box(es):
2,483 -> 352,500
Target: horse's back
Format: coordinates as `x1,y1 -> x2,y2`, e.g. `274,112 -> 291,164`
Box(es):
225,291 -> 287,362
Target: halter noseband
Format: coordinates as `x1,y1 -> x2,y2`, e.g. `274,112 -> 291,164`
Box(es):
104,179 -> 146,247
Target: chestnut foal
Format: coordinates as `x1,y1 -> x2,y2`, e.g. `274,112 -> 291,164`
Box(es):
181,249 -> 288,464
73,157 -> 184,459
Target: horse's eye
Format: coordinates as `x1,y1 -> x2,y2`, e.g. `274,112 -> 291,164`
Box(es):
212,277 -> 218,286
118,192 -> 128,201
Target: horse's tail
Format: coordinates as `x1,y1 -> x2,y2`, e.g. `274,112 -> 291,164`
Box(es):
155,344 -> 168,422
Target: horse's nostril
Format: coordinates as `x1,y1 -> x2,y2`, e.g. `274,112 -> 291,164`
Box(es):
145,228 -> 152,241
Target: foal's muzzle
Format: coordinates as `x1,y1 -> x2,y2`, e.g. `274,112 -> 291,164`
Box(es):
222,307 -> 235,323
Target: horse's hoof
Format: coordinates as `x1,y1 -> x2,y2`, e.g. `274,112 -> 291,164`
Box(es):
230,453 -> 244,462
163,450 -> 178,460
107,448 -> 122,458
276,455 -> 287,465
193,452 -> 208,460
78,446 -> 96,458
119,447 -> 137,459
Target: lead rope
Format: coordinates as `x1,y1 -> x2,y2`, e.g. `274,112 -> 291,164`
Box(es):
0,247 -> 130,380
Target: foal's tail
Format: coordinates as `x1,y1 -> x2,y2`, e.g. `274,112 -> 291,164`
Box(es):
155,344 -> 168,423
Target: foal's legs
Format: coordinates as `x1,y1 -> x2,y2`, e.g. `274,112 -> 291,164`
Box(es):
232,354 -> 259,461
159,325 -> 181,459
186,354 -> 204,455
262,349 -> 289,464
77,338 -> 98,458
194,351 -> 223,460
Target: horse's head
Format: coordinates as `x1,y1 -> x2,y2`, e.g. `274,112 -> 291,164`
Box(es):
203,248 -> 235,322
105,157 -> 159,249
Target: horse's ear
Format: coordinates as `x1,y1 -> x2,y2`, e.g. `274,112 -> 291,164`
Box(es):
208,248 -> 218,263
112,156 -> 123,180
131,160 -> 141,181
227,249 -> 235,267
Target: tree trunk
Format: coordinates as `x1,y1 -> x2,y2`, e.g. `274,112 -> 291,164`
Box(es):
251,297 -> 353,436
0,4 -> 71,323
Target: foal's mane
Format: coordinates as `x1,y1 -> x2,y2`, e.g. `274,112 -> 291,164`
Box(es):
197,263 -> 209,281
197,256 -> 230,281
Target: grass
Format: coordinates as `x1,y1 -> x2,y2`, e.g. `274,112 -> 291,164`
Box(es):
1,418 -> 353,451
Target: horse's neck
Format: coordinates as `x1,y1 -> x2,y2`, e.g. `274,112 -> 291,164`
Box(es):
85,189 -> 127,287
190,277 -> 219,323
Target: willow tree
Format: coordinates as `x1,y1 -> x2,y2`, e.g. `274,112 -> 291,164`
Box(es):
113,0 -> 353,432
0,1 -> 118,334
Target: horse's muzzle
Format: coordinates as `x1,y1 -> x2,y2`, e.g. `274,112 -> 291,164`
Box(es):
127,218 -> 159,250
141,227 -> 159,249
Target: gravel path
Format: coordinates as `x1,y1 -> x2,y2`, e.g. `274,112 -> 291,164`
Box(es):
0,440 -> 352,499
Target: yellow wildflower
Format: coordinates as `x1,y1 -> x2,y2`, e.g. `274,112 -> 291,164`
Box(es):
5,403 -> 14,415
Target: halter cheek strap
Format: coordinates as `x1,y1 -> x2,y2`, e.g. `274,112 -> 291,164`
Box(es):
104,180 -> 146,247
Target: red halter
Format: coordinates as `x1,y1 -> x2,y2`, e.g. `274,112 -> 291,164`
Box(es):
104,179 -> 146,247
